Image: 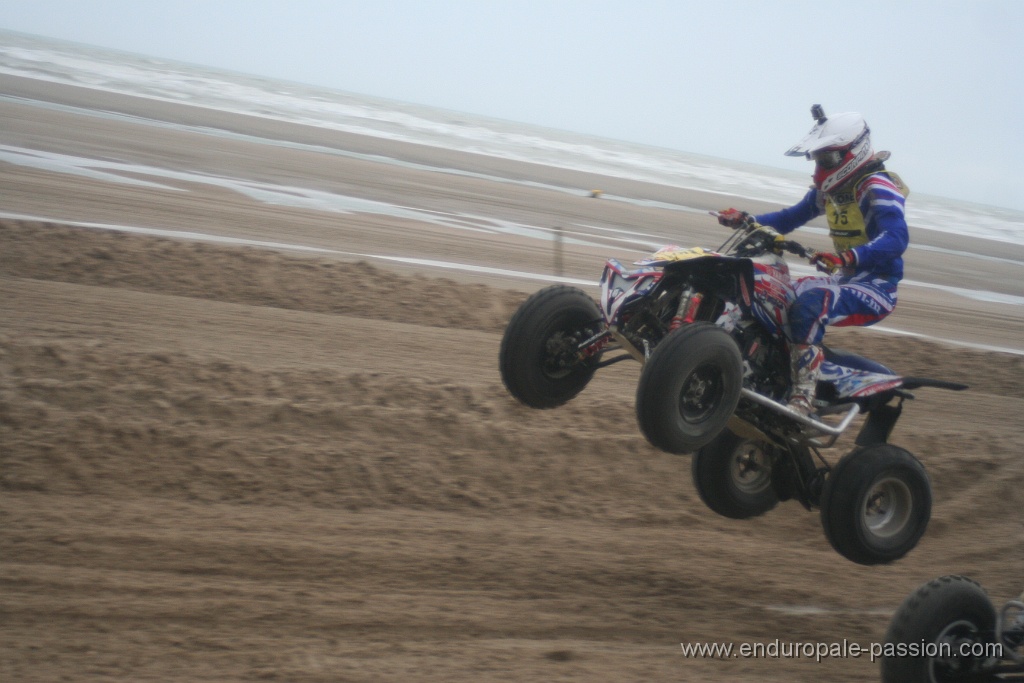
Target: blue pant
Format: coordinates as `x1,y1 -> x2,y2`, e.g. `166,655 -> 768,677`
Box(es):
788,274 -> 898,345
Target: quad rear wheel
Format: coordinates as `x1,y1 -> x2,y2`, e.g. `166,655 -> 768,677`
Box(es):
692,429 -> 778,519
820,444 -> 931,565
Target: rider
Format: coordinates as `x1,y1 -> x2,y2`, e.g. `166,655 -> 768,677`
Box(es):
717,105 -> 910,416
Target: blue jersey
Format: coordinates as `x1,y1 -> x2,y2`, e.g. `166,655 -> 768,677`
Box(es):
755,171 -> 909,282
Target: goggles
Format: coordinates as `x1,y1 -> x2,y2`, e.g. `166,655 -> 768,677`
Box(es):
811,149 -> 845,170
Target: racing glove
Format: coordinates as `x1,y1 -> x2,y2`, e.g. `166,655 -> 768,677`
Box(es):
716,208 -> 749,229
810,250 -> 856,273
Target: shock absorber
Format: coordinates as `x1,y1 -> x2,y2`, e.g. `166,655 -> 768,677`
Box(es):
670,286 -> 704,331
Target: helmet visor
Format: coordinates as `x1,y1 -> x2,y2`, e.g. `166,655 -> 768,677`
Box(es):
812,149 -> 844,170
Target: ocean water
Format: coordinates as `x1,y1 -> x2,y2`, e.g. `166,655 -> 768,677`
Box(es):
1,29 -> 1023,247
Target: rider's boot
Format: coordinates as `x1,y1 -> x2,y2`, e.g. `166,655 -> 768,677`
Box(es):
788,343 -> 824,417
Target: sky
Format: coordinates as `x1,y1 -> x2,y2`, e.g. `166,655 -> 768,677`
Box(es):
2,0 -> 1023,211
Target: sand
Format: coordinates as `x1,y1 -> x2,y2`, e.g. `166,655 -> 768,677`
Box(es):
1,74 -> 1022,682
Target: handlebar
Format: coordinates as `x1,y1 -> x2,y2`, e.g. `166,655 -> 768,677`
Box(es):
706,211 -> 835,270
709,212 -> 814,260
777,239 -> 811,259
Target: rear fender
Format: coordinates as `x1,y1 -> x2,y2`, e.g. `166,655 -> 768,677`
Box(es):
900,377 -> 969,391
820,361 -> 904,399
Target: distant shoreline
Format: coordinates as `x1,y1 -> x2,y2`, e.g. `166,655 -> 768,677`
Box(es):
3,29 -> 1024,242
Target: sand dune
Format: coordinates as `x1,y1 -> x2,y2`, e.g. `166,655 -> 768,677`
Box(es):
3,218 -> 1023,682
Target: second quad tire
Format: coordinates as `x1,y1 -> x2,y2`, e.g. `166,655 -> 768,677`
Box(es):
635,323 -> 743,454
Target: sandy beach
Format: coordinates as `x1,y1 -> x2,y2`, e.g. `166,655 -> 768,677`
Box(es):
2,74 -> 1023,682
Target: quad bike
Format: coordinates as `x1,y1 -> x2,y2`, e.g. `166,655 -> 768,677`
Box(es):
881,575 -> 1024,681
499,217 -> 968,565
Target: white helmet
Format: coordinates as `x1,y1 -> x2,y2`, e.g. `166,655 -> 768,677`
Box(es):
785,105 -> 874,193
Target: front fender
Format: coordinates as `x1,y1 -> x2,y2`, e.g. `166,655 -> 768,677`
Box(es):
660,255 -> 756,317
599,258 -> 661,324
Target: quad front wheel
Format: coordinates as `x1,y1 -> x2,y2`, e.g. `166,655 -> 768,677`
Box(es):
881,575 -> 998,683
820,444 -> 931,565
635,323 -> 742,454
499,285 -> 604,409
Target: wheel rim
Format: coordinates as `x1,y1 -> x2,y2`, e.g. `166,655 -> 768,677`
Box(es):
730,444 -> 772,495
542,330 -> 580,379
677,363 -> 725,423
861,476 -> 913,539
928,619 -> 989,682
